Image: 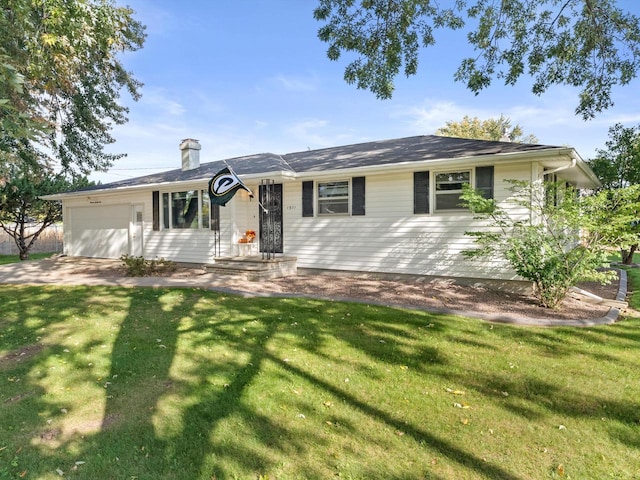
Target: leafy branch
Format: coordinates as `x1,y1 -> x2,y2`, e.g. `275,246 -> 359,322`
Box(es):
461,181 -> 618,309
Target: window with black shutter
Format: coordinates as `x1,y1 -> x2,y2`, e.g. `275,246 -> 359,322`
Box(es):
302,181 -> 314,217
152,191 -> 160,231
413,171 -> 430,214
475,166 -> 494,199
352,176 -> 365,216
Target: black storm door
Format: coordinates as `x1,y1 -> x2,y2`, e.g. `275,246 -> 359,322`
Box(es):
259,181 -> 283,255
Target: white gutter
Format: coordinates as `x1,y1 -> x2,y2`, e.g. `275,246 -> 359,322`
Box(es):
40,169 -> 297,200
543,157 -> 576,176
42,146 -> 598,200
541,150 -> 601,188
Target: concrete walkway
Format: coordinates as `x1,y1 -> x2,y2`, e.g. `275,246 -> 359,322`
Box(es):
0,256 -> 628,327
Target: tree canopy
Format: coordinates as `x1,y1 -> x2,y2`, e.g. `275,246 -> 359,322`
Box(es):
314,0 -> 640,119
588,123 -> 640,190
435,115 -> 538,143
0,163 -> 92,260
586,122 -> 640,263
0,0 -> 145,177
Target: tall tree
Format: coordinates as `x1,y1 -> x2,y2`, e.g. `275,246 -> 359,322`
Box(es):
588,123 -> 640,190
0,162 -> 92,260
314,0 -> 640,119
582,184 -> 640,266
587,123 -> 640,263
0,0 -> 145,177
435,115 -> 538,143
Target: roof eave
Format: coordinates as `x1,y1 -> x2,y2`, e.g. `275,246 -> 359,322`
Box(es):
293,147 -> 575,178
40,169 -> 298,200
42,145 -> 600,199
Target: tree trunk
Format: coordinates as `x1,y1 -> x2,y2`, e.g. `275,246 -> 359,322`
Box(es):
621,244 -> 638,265
16,220 -> 29,261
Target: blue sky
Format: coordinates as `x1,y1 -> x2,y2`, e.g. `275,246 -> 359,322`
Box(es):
96,0 -> 640,183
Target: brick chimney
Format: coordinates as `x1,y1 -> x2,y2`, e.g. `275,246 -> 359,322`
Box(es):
179,138 -> 201,171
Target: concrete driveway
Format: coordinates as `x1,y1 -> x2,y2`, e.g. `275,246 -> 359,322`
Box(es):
0,256 -> 249,291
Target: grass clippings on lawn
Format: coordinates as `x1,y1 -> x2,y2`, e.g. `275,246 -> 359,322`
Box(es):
0,285 -> 639,479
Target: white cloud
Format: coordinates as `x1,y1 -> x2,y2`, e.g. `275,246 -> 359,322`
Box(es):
140,88 -> 186,117
391,100 -> 486,134
271,74 -> 318,92
283,118 -> 364,150
385,95 -> 612,156
393,98 -> 573,134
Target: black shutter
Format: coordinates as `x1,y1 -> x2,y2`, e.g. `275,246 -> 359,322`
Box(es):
152,191 -> 160,231
413,171 -> 430,214
302,181 -> 314,217
475,166 -> 494,199
352,176 -> 365,215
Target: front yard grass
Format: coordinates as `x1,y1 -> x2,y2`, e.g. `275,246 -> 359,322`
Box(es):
0,284 -> 638,479
0,253 -> 54,265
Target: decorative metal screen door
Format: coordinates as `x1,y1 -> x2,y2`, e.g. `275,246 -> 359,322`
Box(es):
259,180 -> 283,258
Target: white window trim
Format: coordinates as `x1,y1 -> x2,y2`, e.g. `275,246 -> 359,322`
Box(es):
317,179 -> 351,216
432,168 -> 474,213
160,189 -> 210,230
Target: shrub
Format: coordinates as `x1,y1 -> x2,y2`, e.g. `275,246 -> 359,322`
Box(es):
461,181 -> 615,309
120,254 -> 176,277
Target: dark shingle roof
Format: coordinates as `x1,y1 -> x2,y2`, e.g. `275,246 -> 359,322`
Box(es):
78,152 -> 293,192
77,135 -> 563,193
283,135 -> 558,172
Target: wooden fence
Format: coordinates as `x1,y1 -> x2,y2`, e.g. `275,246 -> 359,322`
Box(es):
0,224 -> 63,255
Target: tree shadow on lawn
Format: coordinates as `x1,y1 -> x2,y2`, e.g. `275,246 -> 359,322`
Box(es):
437,320 -> 640,454
2,286 -> 639,478
0,286 -> 138,476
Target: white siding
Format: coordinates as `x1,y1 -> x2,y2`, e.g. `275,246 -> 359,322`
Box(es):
282,163 -> 533,281
60,160 -> 537,280
63,188 -> 261,264
146,192 -> 229,263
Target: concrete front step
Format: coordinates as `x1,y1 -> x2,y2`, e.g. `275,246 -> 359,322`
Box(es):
205,256 -> 297,281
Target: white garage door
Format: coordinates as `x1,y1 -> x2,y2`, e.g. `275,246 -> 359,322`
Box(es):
68,205 -> 130,258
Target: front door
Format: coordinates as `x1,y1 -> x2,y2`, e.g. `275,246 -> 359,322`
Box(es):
130,204 -> 144,256
259,182 -> 283,254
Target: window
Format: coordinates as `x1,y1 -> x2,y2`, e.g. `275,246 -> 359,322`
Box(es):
544,173 -> 573,207
318,180 -> 349,215
413,167 -> 494,214
201,192 -> 210,229
303,178 -> 366,217
171,190 -> 199,229
435,171 -> 470,211
159,189 -> 211,229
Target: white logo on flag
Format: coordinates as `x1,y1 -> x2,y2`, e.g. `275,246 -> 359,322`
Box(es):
211,173 -> 241,196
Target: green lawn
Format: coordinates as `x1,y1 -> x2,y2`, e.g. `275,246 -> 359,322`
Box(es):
0,282 -> 639,479
0,253 -> 54,265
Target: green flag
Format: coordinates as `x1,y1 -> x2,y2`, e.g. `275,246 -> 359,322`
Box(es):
208,167 -> 253,206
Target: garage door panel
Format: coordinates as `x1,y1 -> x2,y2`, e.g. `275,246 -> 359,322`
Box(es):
69,205 -> 129,258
